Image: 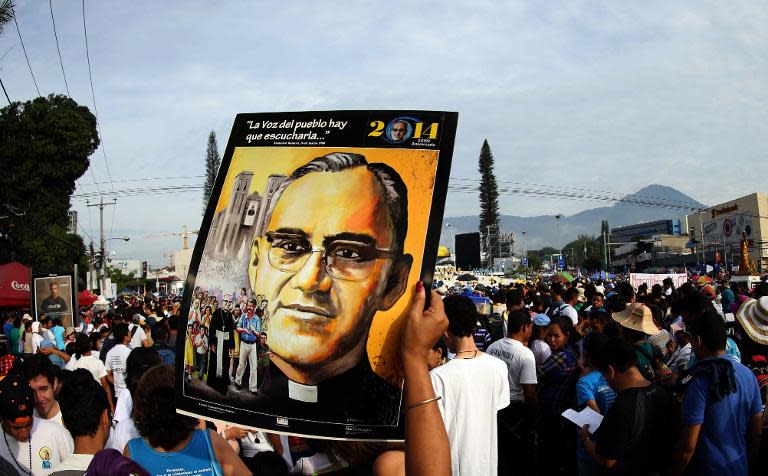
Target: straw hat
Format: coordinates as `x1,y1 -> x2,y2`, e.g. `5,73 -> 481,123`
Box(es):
736,297 -> 768,345
612,303 -> 660,335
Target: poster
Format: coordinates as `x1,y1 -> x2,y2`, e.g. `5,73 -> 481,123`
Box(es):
175,110 -> 457,440
629,273 -> 687,290
32,273 -> 77,327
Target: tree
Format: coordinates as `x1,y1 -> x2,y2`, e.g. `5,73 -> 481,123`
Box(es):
107,267 -> 135,294
477,139 -> 500,266
562,234 -> 601,270
0,95 -> 98,271
0,1 -> 14,35
203,130 -> 221,214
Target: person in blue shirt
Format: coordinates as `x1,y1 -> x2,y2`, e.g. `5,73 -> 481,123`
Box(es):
234,300 -> 262,393
667,306 -> 763,476
575,332 -> 617,476
50,318 -> 66,350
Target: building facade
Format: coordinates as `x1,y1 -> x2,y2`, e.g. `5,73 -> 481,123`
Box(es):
686,192 -> 768,272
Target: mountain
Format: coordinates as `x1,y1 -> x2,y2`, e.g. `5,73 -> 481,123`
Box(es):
440,184 -> 704,251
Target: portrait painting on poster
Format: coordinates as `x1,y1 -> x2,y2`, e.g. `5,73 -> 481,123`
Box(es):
175,110 -> 457,440
32,273 -> 77,328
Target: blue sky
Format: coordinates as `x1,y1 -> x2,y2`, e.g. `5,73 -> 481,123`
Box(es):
3,1 -> 766,264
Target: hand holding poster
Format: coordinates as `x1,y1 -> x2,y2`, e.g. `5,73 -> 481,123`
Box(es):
176,111 -> 457,440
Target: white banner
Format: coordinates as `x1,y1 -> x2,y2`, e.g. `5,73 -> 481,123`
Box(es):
629,273 -> 687,290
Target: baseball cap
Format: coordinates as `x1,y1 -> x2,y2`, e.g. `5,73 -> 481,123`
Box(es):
532,313 -> 550,326
0,373 -> 33,424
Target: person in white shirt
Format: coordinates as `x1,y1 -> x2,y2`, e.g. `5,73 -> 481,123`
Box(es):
666,328 -> 693,377
430,294 -> 510,476
487,308 -> 539,475
128,315 -> 151,349
530,313 -> 552,366
105,323 -> 132,400
52,369 -> 111,474
30,321 -> 45,354
0,372 -> 73,476
23,354 -> 64,427
66,335 -> 114,414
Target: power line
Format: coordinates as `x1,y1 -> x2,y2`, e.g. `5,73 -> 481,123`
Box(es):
82,0 -> 118,243
451,177 -> 704,210
77,174 -> 206,187
12,7 -> 41,96
48,0 -> 70,96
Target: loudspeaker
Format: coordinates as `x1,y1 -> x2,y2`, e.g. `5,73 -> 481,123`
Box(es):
455,232 -> 481,270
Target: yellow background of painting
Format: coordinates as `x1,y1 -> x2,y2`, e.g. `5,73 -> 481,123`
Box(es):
215,147 -> 439,385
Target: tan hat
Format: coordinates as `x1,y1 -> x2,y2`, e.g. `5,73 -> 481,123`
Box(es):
612,303 -> 660,335
22,314 -> 33,322
64,327 -> 76,338
577,287 -> 587,303
736,297 -> 768,345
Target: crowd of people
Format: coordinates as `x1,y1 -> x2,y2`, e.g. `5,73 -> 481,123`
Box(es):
0,273 -> 767,475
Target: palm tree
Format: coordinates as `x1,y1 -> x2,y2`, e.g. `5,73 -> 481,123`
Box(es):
0,1 -> 14,36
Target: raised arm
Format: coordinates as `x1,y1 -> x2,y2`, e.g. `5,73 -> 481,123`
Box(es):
401,283 -> 451,476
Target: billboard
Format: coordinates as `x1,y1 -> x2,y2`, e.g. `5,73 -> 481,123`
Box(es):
175,110 -> 457,440
32,273 -> 77,327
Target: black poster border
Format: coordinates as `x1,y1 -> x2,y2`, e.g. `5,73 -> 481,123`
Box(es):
175,110 -> 457,441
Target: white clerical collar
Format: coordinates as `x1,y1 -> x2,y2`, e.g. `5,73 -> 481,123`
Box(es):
288,380 -> 318,403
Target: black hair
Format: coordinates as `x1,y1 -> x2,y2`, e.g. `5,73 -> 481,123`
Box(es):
687,306 -> 726,352
601,337 -> 638,373
617,282 -> 635,303
58,368 -> 109,438
549,315 -> 574,337
442,294 -> 478,338
153,326 -> 168,344
74,334 -> 90,359
126,347 -> 161,395
507,309 -> 532,335
133,365 -> 198,450
113,323 -> 129,344
506,289 -> 523,309
268,152 -> 409,252
244,451 -> 289,476
753,283 -> 768,300
23,353 -> 57,387
550,283 -> 565,298
605,294 -> 627,313
563,288 -> 580,303
583,331 -> 611,368
89,332 -> 101,351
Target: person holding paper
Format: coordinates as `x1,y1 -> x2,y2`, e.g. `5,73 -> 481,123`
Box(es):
575,332 -> 616,476
579,337 -> 676,475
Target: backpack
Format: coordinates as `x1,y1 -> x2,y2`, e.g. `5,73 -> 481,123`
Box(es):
99,337 -> 116,364
545,303 -> 568,319
635,343 -> 672,383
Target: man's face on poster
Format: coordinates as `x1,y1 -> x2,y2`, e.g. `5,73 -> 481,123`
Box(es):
49,282 -> 59,298
249,167 -> 411,377
390,121 -> 407,142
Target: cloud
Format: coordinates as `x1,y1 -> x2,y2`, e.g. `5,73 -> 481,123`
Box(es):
3,1 -> 766,263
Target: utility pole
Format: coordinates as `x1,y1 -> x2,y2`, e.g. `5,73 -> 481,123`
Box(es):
87,198 -> 116,295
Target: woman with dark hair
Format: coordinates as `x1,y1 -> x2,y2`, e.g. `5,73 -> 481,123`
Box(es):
537,315 -> 579,475
125,365 -> 250,475
64,334 -> 114,414
108,348 -> 161,452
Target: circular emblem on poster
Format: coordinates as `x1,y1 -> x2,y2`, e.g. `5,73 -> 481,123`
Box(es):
723,218 -> 732,238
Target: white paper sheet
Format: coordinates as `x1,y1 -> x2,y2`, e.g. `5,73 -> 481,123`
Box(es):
561,407 -> 604,434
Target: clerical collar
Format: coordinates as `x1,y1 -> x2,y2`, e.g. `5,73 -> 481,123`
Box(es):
288,380 -> 318,403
